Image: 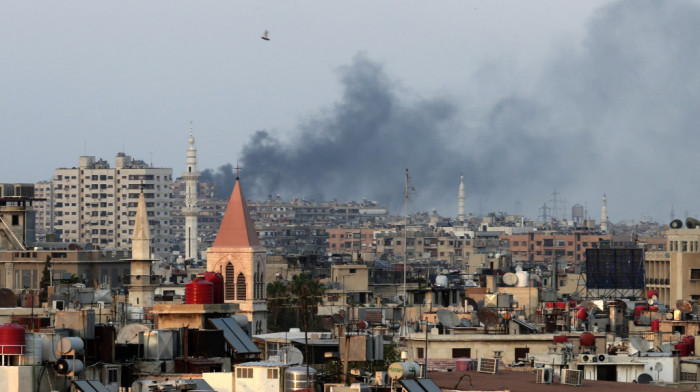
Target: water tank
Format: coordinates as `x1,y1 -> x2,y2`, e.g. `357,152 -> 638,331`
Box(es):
455,358 -> 472,371
515,271 -> 529,287
388,361 -> 420,380
25,333 -> 42,364
56,337 -> 84,354
284,366 -> 316,392
203,272 -> 224,304
435,275 -> 448,288
0,323 -> 26,355
651,319 -> 660,331
579,332 -> 596,347
185,276 -> 214,304
55,358 -> 84,375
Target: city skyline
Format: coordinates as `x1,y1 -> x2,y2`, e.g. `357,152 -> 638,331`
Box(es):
3,1 -> 700,222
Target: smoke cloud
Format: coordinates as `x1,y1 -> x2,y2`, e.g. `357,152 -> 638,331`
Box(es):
210,0 -> 700,222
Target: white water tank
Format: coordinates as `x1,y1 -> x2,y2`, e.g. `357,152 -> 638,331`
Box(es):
515,271 -> 529,287
435,275 -> 448,288
388,361 -> 420,380
25,333 -> 42,365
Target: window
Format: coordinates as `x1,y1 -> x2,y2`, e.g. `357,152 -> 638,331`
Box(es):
452,348 -> 471,358
107,368 -> 118,383
236,368 -> 253,378
417,347 -> 424,359
237,273 -> 247,300
225,263 -> 235,300
514,347 -> 530,361
691,269 -> 700,280
267,369 -> 278,379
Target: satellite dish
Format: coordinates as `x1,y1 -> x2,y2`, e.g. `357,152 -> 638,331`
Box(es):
637,373 -> 653,384
459,318 -> 472,327
654,362 -> 663,372
116,323 -> 151,344
660,343 -> 673,353
503,273 -> 518,286
476,308 -> 500,328
647,298 -> 655,306
665,312 -> 674,320
677,299 -> 693,313
437,309 -> 460,328
630,336 -> 650,353
331,313 -> 346,325
515,266 -> 523,273
280,346 -> 304,365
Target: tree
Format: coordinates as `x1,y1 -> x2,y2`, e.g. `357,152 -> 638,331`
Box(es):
266,280 -> 288,331
39,255 -> 52,302
289,273 -> 325,329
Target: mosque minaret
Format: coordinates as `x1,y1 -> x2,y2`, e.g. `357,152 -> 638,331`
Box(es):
457,175 -> 466,223
600,194 -> 608,234
182,125 -> 201,260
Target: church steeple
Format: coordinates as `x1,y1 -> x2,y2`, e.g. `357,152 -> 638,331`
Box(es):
212,175 -> 260,248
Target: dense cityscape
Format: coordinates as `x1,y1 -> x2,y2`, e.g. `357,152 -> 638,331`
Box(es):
3,1 -> 700,391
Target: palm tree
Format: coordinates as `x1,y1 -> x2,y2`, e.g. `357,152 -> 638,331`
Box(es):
289,273 -> 325,330
266,280 -> 288,331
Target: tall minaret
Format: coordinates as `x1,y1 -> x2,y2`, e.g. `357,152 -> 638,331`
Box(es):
600,194 -> 608,233
457,175 -> 466,223
128,188 -> 155,307
182,125 -> 201,260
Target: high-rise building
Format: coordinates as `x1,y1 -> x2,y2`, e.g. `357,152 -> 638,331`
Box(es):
44,154 -> 174,261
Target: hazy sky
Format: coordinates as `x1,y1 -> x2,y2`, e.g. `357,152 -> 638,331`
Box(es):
3,1 -> 699,223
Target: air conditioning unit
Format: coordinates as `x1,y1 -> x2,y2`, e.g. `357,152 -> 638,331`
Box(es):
477,358 -> 498,374
597,354 -> 606,362
580,354 -> 592,363
52,300 -> 65,311
536,367 -> 553,384
562,369 -> 583,386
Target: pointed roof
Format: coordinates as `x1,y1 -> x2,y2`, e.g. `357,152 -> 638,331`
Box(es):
131,191 -> 152,260
213,178 -> 260,248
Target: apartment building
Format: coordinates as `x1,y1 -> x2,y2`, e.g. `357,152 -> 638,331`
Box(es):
43,154 -> 174,261
503,231 -> 612,264
646,227 -> 700,308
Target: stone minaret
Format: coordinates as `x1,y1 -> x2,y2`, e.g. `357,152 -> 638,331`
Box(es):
600,194 -> 608,233
128,188 -> 155,308
182,127 -> 201,260
457,175 -> 466,223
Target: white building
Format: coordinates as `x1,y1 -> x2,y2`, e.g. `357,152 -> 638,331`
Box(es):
41,154 -> 174,261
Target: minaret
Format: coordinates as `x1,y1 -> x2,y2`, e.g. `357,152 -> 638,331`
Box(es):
600,194 -> 608,233
457,175 -> 466,223
182,125 -> 201,260
128,187 -> 156,308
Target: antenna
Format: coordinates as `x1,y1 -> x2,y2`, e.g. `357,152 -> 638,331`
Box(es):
401,168 -> 415,343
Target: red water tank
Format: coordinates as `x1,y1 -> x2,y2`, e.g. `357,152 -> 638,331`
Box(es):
675,342 -> 691,356
569,300 -> 577,308
556,301 -> 566,309
647,289 -> 658,299
185,277 -> 214,304
651,319 -> 660,331
683,336 -> 695,354
634,305 -> 646,317
545,302 -> 554,309
576,307 -> 588,320
553,335 -> 568,343
0,323 -> 26,355
649,305 -> 658,312
579,331 -> 596,347
203,272 -> 224,304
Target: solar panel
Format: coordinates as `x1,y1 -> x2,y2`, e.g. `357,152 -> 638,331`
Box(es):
209,318 -> 260,354
73,380 -> 112,392
398,378 -> 442,392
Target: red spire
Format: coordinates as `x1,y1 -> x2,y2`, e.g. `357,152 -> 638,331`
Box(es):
212,179 -> 260,248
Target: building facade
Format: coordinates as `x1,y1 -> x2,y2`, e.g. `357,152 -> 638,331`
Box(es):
41,154 -> 174,260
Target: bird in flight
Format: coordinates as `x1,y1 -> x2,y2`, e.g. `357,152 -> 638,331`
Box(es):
261,30 -> 270,41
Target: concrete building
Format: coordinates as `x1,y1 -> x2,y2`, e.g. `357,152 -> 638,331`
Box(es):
646,227 -> 700,308
207,175 -> 268,334
504,231 -> 612,264
44,154 -> 174,260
